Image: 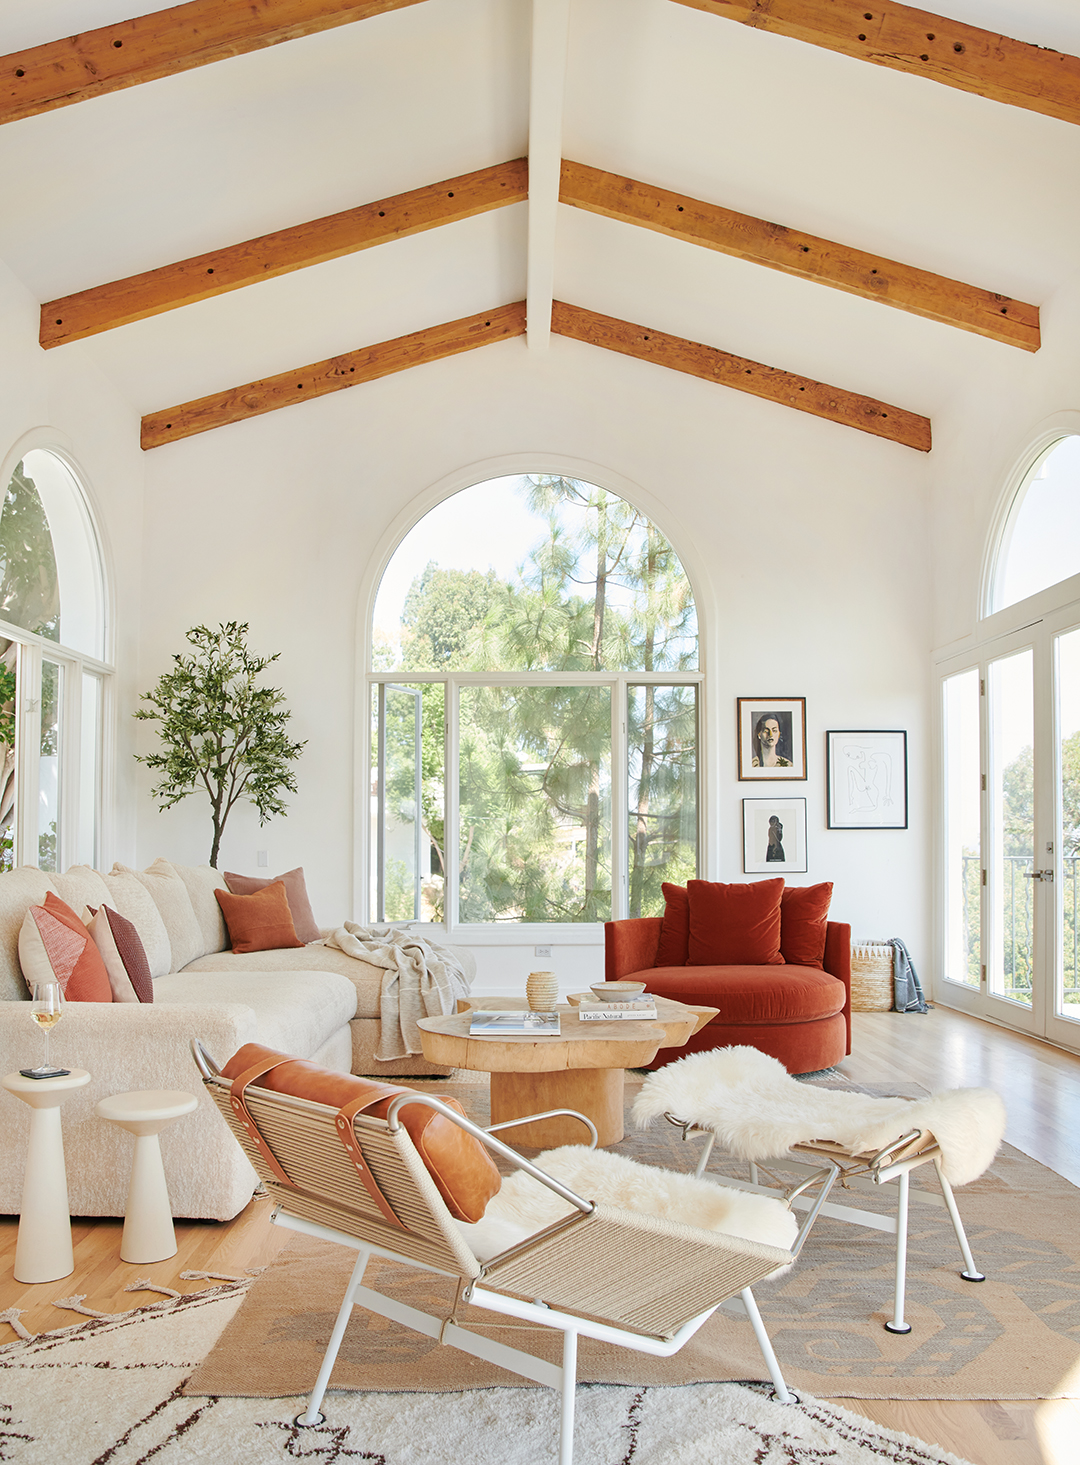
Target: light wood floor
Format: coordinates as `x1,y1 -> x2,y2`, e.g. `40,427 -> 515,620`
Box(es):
1,1004 -> 1077,1464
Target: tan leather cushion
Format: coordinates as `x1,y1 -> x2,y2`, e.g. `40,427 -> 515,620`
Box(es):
220,1044 -> 501,1223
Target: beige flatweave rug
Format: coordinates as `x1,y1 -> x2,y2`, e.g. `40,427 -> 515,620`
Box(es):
186,1076 -> 1080,1403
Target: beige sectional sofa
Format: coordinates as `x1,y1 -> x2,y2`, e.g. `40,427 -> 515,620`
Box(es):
0,859 -> 468,1221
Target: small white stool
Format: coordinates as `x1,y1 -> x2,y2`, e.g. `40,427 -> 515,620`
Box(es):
3,1068 -> 91,1283
96,1089 -> 198,1263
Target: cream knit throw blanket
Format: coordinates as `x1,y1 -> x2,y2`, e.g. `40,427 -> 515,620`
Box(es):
323,924 -> 474,1059
631,1045 -> 1006,1187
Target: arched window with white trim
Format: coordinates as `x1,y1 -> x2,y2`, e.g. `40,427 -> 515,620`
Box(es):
369,474 -> 700,929
0,448 -> 109,873
992,435 -> 1080,613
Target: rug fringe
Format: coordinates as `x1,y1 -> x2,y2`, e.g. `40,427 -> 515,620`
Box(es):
0,1307 -> 34,1341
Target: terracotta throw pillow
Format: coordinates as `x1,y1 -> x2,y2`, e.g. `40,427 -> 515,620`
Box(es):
686,878 -> 786,966
19,890 -> 113,1001
86,904 -> 154,1003
214,881 -> 303,954
780,882 -> 833,969
655,882 -> 689,966
223,866 -> 320,944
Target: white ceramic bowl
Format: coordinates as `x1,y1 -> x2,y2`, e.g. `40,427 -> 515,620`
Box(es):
590,981 -> 647,1003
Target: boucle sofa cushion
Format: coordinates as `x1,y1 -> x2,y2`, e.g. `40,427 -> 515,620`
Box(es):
168,861 -> 229,959
153,969 -> 357,1056
182,945 -> 387,1018
124,858 -> 203,971
51,866 -> 111,913
100,866 -> 172,978
0,867 -> 56,1001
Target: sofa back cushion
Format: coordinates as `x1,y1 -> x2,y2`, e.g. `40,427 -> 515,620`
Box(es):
215,881 -> 303,954
687,878 -> 785,965
654,881 -> 690,966
122,858 -> 203,971
169,861 -> 229,959
779,883 -> 833,969
221,1044 -> 501,1223
0,867 -> 57,1000
19,891 -> 113,1001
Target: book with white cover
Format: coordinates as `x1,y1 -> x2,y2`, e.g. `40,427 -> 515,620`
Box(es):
577,1003 -> 658,1022
469,1010 -> 561,1036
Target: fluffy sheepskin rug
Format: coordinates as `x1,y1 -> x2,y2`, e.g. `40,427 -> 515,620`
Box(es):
630,1046 -> 1006,1187
456,1143 -> 798,1263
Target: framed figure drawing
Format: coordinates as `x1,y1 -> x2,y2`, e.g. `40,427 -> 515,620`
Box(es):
827,730 -> 908,829
738,697 -> 806,780
743,798 -> 807,873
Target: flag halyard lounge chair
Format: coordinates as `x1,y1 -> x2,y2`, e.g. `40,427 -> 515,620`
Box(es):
193,1041 -> 796,1465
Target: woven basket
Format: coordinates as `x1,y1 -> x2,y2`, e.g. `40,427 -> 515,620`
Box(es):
850,941 -> 894,1012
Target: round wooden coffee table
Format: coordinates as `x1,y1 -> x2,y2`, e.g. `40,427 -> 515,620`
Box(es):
416,996 -> 717,1146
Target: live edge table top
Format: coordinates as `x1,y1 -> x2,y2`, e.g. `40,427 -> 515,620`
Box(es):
416,995 -> 718,1074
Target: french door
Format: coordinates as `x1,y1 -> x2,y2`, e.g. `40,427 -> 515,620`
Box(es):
940,606 -> 1080,1051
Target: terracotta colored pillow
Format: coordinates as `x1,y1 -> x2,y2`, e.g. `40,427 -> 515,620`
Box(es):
780,882 -> 833,969
221,1044 -> 501,1223
86,904 -> 154,1003
19,890 -> 113,1001
686,878 -> 786,966
224,866 -> 320,943
655,882 -> 689,966
214,881 -> 303,954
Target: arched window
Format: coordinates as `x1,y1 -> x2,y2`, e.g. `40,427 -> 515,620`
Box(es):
370,474 -> 700,927
993,435 -> 1080,612
0,448 -> 109,873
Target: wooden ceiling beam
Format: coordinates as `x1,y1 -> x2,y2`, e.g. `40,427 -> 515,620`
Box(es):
551,300 -> 931,451
140,302 -> 526,448
670,1 -> 1080,128
41,159 -> 528,349
0,0 -> 426,127
560,160 -> 1038,351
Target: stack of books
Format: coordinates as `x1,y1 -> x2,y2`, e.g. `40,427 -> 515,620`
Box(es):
577,999 -> 658,1022
468,1010 -> 561,1036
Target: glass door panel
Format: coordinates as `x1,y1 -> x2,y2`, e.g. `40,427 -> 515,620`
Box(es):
38,659 -> 61,872
1055,627 -> 1080,1027
627,684 -> 697,917
376,683 -> 423,922
943,669 -> 981,988
988,649 -> 1034,1007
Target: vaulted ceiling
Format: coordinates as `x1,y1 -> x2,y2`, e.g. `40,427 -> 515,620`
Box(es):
2,0 -> 1079,455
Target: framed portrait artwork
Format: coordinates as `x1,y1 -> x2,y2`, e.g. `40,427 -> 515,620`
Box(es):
737,697 -> 807,780
826,730 -> 908,829
743,798 -> 807,874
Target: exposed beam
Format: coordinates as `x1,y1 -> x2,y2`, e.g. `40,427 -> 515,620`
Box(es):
41,160 -> 528,349
559,160 -> 1039,351
140,302 -> 526,448
551,300 -> 930,451
670,0 -> 1080,128
526,0 -> 572,349
0,0 -> 425,127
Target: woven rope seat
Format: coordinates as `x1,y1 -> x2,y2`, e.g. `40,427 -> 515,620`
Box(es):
193,1040 -> 800,1464
631,1045 -> 1007,1334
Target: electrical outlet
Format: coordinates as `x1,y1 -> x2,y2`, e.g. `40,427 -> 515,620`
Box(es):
534,945 -> 552,959
257,850 -> 269,868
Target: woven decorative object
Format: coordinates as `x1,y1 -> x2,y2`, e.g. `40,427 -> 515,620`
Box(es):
850,941 -> 894,1012
525,970 -> 559,1011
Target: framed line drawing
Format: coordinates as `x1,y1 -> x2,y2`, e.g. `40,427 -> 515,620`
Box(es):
827,730 -> 908,829
737,697 -> 807,780
743,798 -> 807,874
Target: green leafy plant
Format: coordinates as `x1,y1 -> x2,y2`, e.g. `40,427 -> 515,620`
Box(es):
135,623 -> 306,867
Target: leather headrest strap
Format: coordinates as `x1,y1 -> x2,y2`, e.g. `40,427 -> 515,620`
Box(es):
229,1055 -> 297,1187
335,1093 -> 405,1229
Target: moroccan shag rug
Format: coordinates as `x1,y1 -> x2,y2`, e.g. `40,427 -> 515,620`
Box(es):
0,1284 -> 977,1465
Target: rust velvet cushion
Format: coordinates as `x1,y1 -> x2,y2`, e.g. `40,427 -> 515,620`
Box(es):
686,878 -> 785,965
780,882 -> 833,969
644,964 -> 846,1024
18,891 -> 113,1001
224,866 -> 320,944
214,881 -> 304,954
221,1044 -> 501,1223
654,881 -> 690,966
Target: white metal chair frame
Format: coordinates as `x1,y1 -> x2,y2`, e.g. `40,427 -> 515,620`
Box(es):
666,1114 -> 984,1334
193,1042 -> 795,1465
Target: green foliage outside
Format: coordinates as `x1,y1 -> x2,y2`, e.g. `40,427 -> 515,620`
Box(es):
135,623 -> 306,868
378,477 -> 698,923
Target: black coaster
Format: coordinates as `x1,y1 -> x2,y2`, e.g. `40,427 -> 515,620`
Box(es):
18,1067 -> 71,1079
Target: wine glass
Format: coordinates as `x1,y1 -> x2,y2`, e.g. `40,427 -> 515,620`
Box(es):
29,980 -> 64,1075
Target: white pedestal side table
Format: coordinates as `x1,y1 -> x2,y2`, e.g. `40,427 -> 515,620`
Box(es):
96,1090 -> 198,1264
3,1068 -> 91,1284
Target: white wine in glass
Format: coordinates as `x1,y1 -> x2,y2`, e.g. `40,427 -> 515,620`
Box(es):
29,980 -> 64,1075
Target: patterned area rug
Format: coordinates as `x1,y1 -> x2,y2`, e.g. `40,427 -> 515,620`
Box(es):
189,1075 -> 1080,1402
0,1287 -> 977,1464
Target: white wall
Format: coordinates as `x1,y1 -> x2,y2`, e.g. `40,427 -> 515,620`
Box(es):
136,335 -> 931,994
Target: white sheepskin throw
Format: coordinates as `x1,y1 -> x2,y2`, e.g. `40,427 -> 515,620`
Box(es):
456,1143 -> 798,1264
630,1046 -> 1006,1188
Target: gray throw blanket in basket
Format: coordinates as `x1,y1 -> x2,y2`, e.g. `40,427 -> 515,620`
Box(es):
889,937 -> 928,1014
